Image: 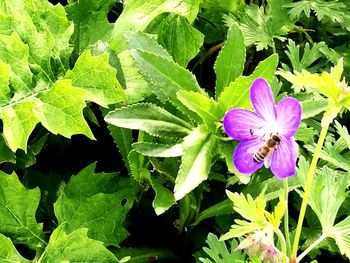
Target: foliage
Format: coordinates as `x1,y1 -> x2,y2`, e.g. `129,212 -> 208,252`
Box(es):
0,0 -> 350,262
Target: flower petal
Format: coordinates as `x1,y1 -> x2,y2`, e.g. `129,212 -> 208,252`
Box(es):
270,137 -> 298,179
276,97 -> 302,137
250,78 -> 276,122
223,108 -> 265,140
233,138 -> 264,175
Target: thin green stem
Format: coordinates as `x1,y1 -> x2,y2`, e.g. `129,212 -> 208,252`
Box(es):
275,228 -> 287,263
290,121 -> 331,262
296,233 -> 327,262
284,179 -> 291,256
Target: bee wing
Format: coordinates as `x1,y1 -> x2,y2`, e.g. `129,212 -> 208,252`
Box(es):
264,150 -> 273,168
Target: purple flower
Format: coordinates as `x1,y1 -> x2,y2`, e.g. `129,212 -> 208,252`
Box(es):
223,78 -> 301,179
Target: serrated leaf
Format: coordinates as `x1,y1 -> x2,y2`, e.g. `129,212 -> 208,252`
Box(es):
132,142 -> 183,157
218,54 -> 278,114
65,50 -> 125,107
151,178 -> 176,215
35,79 -> 94,140
40,224 -> 119,263
0,234 -> 30,263
110,0 -> 201,52
127,149 -> 151,183
0,171 -> 45,250
108,125 -> 133,174
125,31 -> 172,60
174,125 -> 217,200
177,90 -> 221,130
150,13 -> 204,66
118,50 -> 152,103
214,24 -> 245,97
105,103 -> 192,138
54,163 -> 134,246
65,0 -> 114,54
130,49 -> 205,103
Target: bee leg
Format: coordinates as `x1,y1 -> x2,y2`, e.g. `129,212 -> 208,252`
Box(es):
249,129 -> 254,136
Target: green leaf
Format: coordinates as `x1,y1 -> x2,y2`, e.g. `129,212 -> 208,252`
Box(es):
35,79 -> 94,140
125,31 -> 172,60
128,149 -> 151,183
214,24 -> 246,97
65,50 -> 125,107
65,0 -> 114,54
0,33 -> 32,98
110,0 -> 201,52
199,233 -> 245,263
118,50 -> 152,103
122,31 -> 172,103
40,224 -> 119,263
54,163 -> 134,246
177,90 -> 221,130
149,13 -> 204,66
174,125 -> 217,200
105,103 -> 192,138
284,0 -> 350,24
0,136 -> 16,164
0,234 -> 30,263
130,49 -> 205,104
108,125 -> 133,174
112,247 -> 177,263
132,142 -> 183,157
192,199 -> 234,227
0,171 -> 45,250
308,167 -> 348,229
218,54 -> 278,114
151,178 -> 176,215
328,216 -> 350,260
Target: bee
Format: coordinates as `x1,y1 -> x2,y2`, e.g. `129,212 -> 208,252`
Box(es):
253,134 -> 281,163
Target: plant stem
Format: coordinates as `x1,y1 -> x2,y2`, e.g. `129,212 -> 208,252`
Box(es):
275,228 -> 287,263
284,179 -> 291,256
290,121 -> 331,262
296,233 -> 327,262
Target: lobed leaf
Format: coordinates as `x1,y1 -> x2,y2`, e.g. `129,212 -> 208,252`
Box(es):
40,224 -> 119,263
54,163 -> 134,246
65,50 -> 125,107
0,234 -> 30,263
65,0 -> 114,54
0,171 -> 45,250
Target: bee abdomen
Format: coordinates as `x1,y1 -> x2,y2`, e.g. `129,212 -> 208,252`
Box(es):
253,146 -> 269,163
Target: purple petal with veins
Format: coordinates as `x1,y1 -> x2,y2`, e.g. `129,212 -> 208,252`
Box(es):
276,97 -> 302,137
223,108 -> 265,141
233,138 -> 264,175
250,78 -> 276,123
270,137 -> 298,179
